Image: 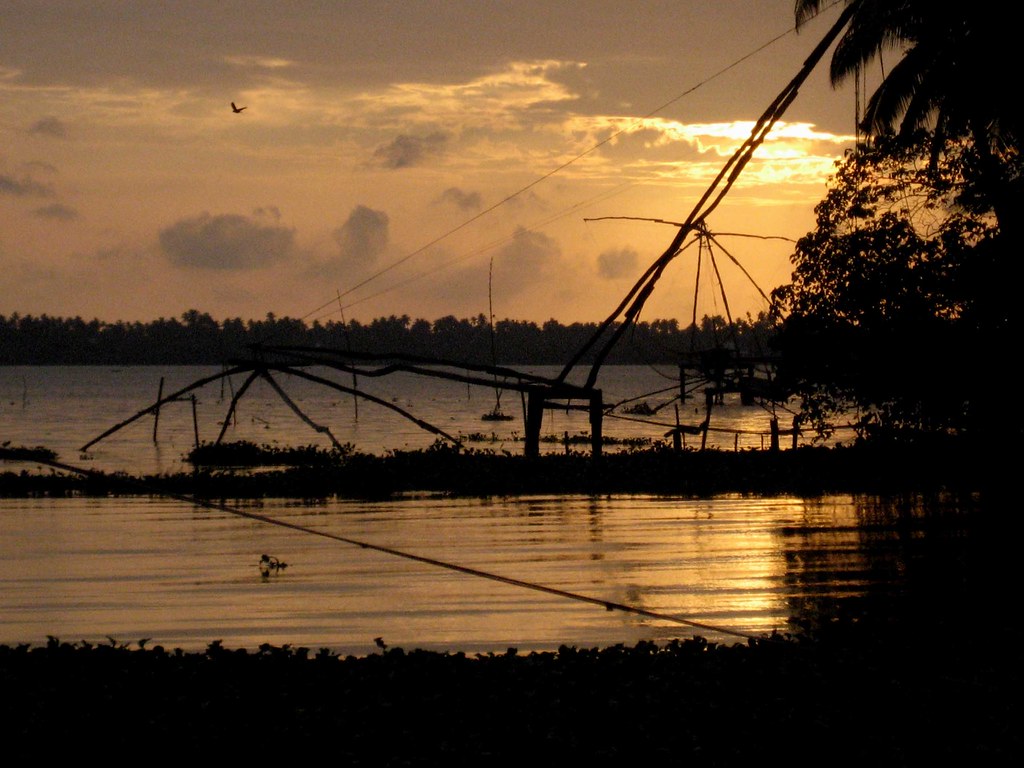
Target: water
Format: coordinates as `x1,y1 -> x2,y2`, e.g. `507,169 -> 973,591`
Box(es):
0,366 -> 984,655
0,364 -> 816,476
1,492 -> 961,655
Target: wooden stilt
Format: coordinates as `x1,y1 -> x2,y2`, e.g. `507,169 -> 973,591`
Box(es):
260,370 -> 345,451
525,389 -> 544,458
673,405 -> 682,452
153,377 -> 164,443
215,370 -> 259,444
352,372 -> 359,420
81,365 -> 252,452
700,390 -> 713,451
589,390 -> 603,458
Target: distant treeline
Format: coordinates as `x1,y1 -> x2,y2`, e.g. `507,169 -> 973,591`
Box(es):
0,310 -> 777,366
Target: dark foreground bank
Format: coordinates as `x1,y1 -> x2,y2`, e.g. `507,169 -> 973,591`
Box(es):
0,440 -> 1010,499
2,632 -> 1018,763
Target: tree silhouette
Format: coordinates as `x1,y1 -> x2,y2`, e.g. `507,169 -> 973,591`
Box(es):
0,311 -> 777,366
779,2 -> 1021,449
772,134 -> 999,442
795,1 -> 1021,253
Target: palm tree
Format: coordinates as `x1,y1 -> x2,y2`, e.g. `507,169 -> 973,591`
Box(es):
795,0 -> 1020,268
795,2 -> 1016,146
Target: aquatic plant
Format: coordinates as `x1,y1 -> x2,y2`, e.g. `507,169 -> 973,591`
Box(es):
622,401 -> 657,416
1,634 -> 1015,760
0,443 -> 58,462
186,440 -> 354,468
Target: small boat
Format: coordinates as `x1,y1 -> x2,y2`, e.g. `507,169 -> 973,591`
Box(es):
481,406 -> 514,421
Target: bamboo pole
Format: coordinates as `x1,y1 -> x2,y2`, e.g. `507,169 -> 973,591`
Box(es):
559,3 -> 858,389
152,377 -> 164,443
214,370 -> 261,445
191,394 -> 200,448
259,370 -> 346,452
262,363 -> 463,447
81,365 -> 254,451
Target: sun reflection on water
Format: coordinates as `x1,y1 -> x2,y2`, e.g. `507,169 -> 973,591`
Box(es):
0,493 -> 900,655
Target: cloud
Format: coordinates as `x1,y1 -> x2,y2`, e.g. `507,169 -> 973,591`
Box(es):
491,227 -> 560,296
554,115 -> 857,187
438,187 -> 482,211
332,205 -> 389,265
29,117 -> 67,138
356,60 -> 584,132
371,132 -> 448,169
159,212 -> 295,270
597,247 -> 640,279
223,55 -> 296,70
0,173 -> 53,197
33,203 -> 78,221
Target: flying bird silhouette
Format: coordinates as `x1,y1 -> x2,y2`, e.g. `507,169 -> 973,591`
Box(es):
231,102 -> 246,113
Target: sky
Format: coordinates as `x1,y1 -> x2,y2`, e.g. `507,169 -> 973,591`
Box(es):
0,0 -> 864,326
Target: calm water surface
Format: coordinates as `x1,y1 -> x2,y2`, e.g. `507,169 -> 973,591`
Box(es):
0,492 -> 969,655
1,366 -> 977,655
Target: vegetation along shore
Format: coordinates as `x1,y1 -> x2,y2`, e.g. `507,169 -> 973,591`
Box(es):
2,629 -> 1018,761
0,437 -> 1009,500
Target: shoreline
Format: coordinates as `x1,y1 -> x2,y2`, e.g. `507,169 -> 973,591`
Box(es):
0,442 -> 1005,499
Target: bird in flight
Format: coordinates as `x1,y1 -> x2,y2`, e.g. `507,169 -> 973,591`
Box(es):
231,102 -> 247,113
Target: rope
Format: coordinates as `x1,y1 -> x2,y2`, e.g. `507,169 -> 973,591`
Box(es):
2,449 -> 771,643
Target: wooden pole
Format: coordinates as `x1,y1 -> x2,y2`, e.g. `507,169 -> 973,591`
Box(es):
260,370 -> 345,451
700,390 -> 713,451
589,390 -> 603,458
81,365 -> 252,452
153,377 -> 164,443
337,294 -> 359,420
525,389 -> 544,458
352,371 -> 359,420
673,405 -> 682,452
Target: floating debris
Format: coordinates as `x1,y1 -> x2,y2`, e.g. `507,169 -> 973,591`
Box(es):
259,554 -> 288,578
